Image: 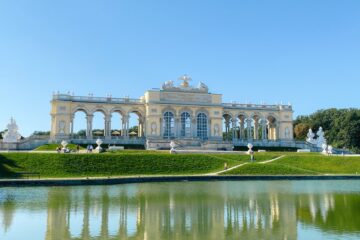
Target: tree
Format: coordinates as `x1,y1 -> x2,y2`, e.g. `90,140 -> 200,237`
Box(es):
294,123 -> 310,140
294,108 -> 360,153
0,129 -> 7,140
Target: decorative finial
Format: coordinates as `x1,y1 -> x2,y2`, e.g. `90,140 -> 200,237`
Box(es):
178,74 -> 192,87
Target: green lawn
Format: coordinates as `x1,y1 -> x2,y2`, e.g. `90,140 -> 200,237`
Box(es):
1,151 -> 359,178
33,144 -> 85,151
0,151 -> 251,178
222,153 -> 360,175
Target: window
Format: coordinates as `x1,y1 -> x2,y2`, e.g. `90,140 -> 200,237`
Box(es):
180,112 -> 191,137
163,112 -> 174,138
197,113 -> 208,140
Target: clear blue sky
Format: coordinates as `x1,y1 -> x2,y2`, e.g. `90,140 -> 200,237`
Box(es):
1,0 -> 359,136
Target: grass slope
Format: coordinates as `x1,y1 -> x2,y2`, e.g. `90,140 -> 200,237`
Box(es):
34,144 -> 85,151
275,154 -> 360,174
222,163 -> 319,175
0,152 -> 251,178
222,153 -> 360,175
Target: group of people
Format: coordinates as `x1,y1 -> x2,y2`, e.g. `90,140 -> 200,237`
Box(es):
86,145 -> 94,153
56,144 -> 82,153
56,146 -> 70,153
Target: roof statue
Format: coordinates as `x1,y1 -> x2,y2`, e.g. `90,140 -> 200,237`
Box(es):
179,74 -> 192,87
2,118 -> 22,143
161,74 -> 209,93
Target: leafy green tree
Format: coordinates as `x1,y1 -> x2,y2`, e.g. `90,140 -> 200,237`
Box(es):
294,123 -> 310,140
294,108 -> 360,153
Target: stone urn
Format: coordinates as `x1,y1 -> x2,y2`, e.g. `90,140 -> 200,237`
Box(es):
61,140 -> 68,149
170,141 -> 176,154
96,138 -> 103,151
247,143 -> 253,154
321,143 -> 328,154
327,145 -> 333,155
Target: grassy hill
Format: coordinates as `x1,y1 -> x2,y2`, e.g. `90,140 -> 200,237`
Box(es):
0,151 -> 359,179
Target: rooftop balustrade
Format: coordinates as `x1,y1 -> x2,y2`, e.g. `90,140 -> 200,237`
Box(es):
222,102 -> 292,111
52,94 -> 143,104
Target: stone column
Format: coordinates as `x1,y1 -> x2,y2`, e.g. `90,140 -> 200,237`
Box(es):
138,120 -> 142,137
246,118 -> 252,141
122,115 -> 129,138
262,120 -> 267,140
231,119 -> 237,141
86,114 -> 93,139
239,120 -> 245,140
160,117 -> 163,138
104,114 -> 111,139
175,117 -> 181,138
70,114 -> 74,138
275,124 -> 279,140
191,117 -> 197,138
254,120 -> 259,140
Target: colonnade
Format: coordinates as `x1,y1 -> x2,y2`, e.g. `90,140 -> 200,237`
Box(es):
70,112 -> 145,139
223,116 -> 278,141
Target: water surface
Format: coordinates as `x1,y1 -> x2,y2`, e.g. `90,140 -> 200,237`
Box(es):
1,180 -> 360,240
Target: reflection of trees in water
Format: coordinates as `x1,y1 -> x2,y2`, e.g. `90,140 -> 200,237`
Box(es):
1,182 -> 360,240
0,194 -> 16,233
297,193 -> 360,234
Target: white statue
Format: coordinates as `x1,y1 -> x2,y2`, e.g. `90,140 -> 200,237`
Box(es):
2,118 -> 22,143
170,140 -> 176,154
198,82 -> 209,92
178,74 -> 192,88
327,145 -> 333,155
316,127 -> 327,148
162,80 -> 174,90
306,129 -> 316,144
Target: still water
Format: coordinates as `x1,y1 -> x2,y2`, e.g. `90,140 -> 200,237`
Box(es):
0,180 -> 360,240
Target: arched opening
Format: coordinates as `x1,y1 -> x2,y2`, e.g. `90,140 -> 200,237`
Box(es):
72,110 -> 87,139
92,111 -> 106,138
252,115 -> 261,140
110,111 -> 124,138
128,111 -> 143,138
163,112 -> 175,139
237,114 -> 247,141
222,113 -> 233,141
180,112 -> 191,138
197,113 -> 208,140
267,116 -> 277,140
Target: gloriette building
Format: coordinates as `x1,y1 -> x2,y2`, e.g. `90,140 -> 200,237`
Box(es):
50,75 -> 294,150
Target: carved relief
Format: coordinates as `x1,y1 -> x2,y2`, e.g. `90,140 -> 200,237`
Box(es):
151,122 -> 157,135
59,120 -> 66,134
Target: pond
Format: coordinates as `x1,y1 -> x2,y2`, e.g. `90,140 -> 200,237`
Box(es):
0,180 -> 360,240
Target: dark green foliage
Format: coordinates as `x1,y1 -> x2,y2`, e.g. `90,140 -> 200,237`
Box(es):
294,109 -> 360,153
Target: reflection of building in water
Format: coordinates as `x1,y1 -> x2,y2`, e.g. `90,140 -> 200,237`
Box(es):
18,183 -> 358,240
42,184 -> 298,240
